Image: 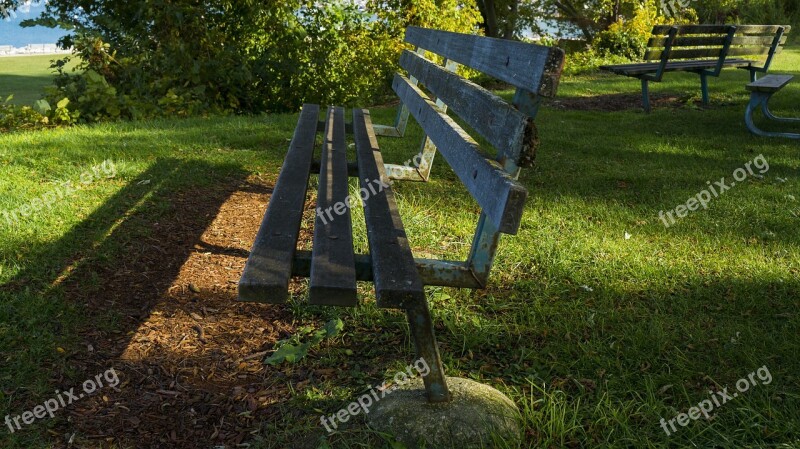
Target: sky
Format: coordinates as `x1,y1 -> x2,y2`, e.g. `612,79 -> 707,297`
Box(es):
0,1 -> 68,47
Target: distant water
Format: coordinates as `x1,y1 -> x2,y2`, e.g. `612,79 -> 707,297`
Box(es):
0,3 -> 67,47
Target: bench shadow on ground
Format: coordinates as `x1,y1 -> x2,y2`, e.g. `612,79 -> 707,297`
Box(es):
0,157 -> 345,448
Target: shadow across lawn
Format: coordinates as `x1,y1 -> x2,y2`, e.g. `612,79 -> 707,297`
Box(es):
0,157 -> 305,448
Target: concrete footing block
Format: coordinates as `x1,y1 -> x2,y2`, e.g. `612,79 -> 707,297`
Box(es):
366,376 -> 522,448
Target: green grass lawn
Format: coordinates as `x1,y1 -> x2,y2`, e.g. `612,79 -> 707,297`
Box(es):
0,54 -> 67,105
0,48 -> 799,448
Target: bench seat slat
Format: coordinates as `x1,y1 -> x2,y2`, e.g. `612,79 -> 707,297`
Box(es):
403,26 -> 562,96
352,108 -> 426,309
309,106 -> 358,306
746,74 -> 794,92
392,74 -> 528,235
238,104 -> 319,303
399,50 -> 534,164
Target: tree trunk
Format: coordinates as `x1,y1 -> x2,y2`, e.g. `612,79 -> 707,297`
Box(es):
502,0 -> 518,39
553,0 -> 596,41
476,0 -> 499,37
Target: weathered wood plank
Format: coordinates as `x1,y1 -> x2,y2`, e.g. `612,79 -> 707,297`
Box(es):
652,25 -> 731,35
735,25 -> 790,34
352,108 -> 426,309
647,35 -> 728,48
746,74 -> 794,92
649,35 -> 787,47
392,74 -> 527,234
399,50 -> 534,164
652,25 -> 790,37
730,35 -> 787,45
309,107 -> 358,306
726,46 -> 781,57
238,104 -> 319,303
403,26 -> 564,96
646,47 -> 724,60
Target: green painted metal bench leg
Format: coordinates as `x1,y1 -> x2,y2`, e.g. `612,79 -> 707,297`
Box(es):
750,68 -> 758,83
745,92 -> 800,139
406,300 -> 451,402
700,72 -> 710,106
641,78 -> 651,113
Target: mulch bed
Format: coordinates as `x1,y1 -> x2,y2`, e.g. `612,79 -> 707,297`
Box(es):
48,175 -> 321,448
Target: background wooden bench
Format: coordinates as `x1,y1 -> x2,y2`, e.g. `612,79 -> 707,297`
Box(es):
238,27 -> 564,403
601,24 -> 790,111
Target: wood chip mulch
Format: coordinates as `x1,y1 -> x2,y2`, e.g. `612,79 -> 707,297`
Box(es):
48,174 -> 317,448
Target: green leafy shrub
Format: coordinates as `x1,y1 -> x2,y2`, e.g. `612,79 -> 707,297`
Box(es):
265,319 -> 344,366
26,0 -> 481,121
0,96 -> 50,132
563,48 -> 631,76
592,0 -> 673,61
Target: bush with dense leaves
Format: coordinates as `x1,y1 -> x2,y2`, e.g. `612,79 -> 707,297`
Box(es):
25,0 -> 480,122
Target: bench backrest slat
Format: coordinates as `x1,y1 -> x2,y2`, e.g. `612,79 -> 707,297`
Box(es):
392,73 -> 528,234
404,26 -> 562,97
732,35 -> 789,45
652,24 -> 730,34
647,35 -> 726,47
646,47 -> 724,60
727,46 -> 783,57
648,35 -> 787,47
735,25 -> 790,34
398,50 -> 534,165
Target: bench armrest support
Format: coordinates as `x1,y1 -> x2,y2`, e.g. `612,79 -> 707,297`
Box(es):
652,27 -> 679,82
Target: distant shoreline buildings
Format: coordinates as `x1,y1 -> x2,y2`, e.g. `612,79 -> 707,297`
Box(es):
0,44 -> 70,56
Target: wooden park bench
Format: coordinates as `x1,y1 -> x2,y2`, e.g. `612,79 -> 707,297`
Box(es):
600,24 -> 790,111
745,74 -> 800,139
238,27 -> 564,403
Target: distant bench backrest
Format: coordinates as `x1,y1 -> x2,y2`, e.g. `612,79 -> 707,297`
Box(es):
645,25 -> 790,66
